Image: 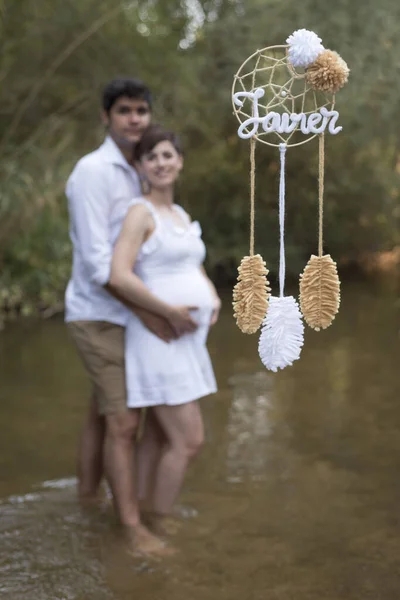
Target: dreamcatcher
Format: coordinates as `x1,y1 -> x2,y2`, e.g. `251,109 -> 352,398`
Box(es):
231,29 -> 349,371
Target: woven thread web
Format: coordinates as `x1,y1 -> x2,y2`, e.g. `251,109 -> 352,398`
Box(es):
232,45 -> 334,148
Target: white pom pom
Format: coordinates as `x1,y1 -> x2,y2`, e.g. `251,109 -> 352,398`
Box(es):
258,296 -> 304,372
286,29 -> 324,68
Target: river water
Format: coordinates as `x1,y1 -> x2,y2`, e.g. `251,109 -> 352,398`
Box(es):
0,280 -> 399,599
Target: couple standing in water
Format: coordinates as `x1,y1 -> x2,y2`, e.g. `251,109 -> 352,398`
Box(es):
65,78 -> 220,556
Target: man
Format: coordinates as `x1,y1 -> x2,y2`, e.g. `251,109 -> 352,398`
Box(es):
65,78 -> 197,555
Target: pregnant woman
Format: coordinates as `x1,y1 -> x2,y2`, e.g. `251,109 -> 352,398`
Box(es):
110,124 -> 220,534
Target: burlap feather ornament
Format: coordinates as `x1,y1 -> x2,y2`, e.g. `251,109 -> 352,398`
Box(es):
306,49 -> 349,94
299,134 -> 341,330
233,254 -> 271,334
299,254 -> 340,330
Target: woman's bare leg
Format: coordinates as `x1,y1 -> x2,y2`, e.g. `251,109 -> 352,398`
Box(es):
136,408 -> 166,510
151,401 -> 204,516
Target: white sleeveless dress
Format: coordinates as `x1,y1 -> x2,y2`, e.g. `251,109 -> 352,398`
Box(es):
124,198 -> 217,408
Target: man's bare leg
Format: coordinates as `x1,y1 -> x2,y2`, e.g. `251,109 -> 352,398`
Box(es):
77,391 -> 105,503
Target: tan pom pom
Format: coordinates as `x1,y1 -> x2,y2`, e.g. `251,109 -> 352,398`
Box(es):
299,254 -> 340,331
233,254 -> 271,334
306,49 -> 349,94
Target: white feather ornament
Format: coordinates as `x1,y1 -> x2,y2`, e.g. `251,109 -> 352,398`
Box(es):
286,28 -> 324,68
258,296 -> 304,372
257,145 -> 304,372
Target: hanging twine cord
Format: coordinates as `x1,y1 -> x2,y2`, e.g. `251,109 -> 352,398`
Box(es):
318,133 -> 325,257
250,136 -> 256,256
233,133 -> 271,336
279,143 -> 287,297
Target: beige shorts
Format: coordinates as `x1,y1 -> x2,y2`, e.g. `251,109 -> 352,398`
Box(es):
67,320 -> 128,416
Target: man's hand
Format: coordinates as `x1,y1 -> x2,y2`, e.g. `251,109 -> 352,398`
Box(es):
133,306 -> 177,343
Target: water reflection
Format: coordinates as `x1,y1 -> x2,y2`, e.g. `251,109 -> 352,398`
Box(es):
225,372 -> 274,483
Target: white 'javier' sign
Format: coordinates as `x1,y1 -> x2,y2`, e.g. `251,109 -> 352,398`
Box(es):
233,87 -> 342,139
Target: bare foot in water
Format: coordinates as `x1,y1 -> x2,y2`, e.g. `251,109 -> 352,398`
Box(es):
124,524 -> 176,557
142,512 -> 182,537
79,493 -> 111,517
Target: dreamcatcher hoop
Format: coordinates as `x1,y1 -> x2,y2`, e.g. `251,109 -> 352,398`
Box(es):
231,45 -> 336,148
232,30 -> 348,370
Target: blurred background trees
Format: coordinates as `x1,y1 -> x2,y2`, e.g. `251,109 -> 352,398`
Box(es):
0,0 -> 399,320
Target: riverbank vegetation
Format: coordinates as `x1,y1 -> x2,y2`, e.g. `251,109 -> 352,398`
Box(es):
1,0 -> 399,324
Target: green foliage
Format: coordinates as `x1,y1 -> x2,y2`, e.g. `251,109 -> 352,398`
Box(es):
0,0 -> 399,322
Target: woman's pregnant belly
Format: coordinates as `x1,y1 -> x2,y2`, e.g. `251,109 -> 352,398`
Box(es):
143,268 -> 214,326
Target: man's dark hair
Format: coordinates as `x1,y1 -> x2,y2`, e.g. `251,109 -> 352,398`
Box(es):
102,78 -> 152,114
134,124 -> 183,161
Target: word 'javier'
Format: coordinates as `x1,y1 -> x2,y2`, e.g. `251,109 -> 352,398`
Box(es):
233,88 -> 342,139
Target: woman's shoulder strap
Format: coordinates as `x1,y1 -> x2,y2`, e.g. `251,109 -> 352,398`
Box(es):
128,197 -> 159,220
173,203 -> 191,224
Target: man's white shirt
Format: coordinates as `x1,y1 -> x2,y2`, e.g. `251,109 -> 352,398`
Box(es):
65,135 -> 141,325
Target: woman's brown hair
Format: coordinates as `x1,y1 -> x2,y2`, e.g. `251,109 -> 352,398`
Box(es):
134,124 -> 183,162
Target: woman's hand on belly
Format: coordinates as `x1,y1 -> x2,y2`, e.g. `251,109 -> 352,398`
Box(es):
132,306 -> 177,342
209,294 -> 222,326
167,304 -> 199,336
